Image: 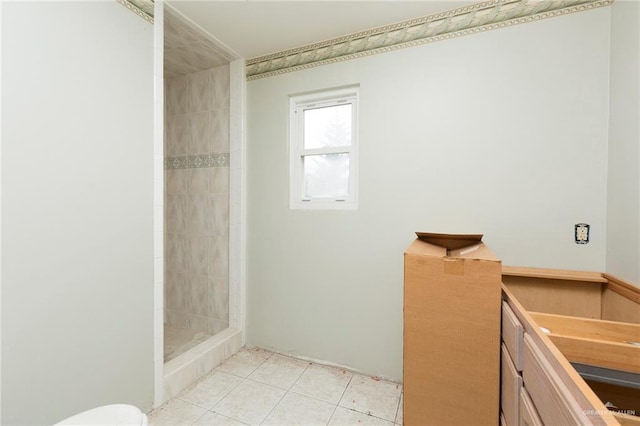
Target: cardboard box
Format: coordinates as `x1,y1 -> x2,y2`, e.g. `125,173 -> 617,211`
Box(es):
404,233 -> 502,425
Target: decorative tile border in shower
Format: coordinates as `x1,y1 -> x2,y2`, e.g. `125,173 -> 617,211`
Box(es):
165,153 -> 230,170
245,0 -> 613,80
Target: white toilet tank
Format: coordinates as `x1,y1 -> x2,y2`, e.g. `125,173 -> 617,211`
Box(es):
55,404 -> 148,425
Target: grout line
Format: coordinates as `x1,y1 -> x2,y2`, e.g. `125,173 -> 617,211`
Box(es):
257,382 -> 288,425
214,347 -> 272,379
191,409 -> 209,425
287,389 -> 341,407
203,372 -> 246,412
253,353 -> 311,424
337,373 -> 354,408
327,372 -> 355,424
244,348 -> 273,378
258,361 -> 317,423
343,406 -> 400,424
218,412 -> 251,426
325,405 -> 338,425
393,392 -> 401,425
288,359 -> 312,391
150,398 -> 203,422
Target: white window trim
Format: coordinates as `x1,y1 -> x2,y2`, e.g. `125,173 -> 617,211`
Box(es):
289,86 -> 359,210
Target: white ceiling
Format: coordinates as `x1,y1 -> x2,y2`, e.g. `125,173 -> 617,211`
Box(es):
166,1 -> 476,59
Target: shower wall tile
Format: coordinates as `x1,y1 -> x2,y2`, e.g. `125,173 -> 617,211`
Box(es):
179,275 -> 194,314
211,109 -> 230,153
210,167 -> 229,195
209,234 -> 229,279
188,70 -> 212,113
166,75 -> 187,116
208,318 -> 229,336
187,235 -> 209,277
165,115 -> 188,157
164,63 -> 230,338
165,42 -> 230,79
187,195 -> 209,236
166,194 -> 187,234
174,272 -> 188,312
211,194 -> 230,235
190,275 -> 209,317
166,169 -> 188,196
166,309 -> 188,328
210,65 -> 230,109
164,12 -> 201,50
187,314 -> 209,334
208,277 -> 229,321
166,234 -> 188,275
188,168 -> 210,195
188,111 -> 211,155
165,272 -> 177,311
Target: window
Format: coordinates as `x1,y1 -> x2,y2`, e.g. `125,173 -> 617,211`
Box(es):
289,86 -> 359,209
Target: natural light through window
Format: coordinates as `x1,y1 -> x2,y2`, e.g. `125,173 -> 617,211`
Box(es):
290,86 -> 359,209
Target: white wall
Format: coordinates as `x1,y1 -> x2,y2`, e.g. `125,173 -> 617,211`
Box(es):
246,8 -> 611,381
2,3 -> 154,424
606,0 -> 640,284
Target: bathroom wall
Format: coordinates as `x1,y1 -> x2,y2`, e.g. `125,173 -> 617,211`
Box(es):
606,0 -> 640,284
164,65 -> 230,336
246,8 -> 611,381
1,2 -> 154,424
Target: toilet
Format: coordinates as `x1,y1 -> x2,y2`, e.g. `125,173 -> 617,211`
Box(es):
55,404 -> 148,425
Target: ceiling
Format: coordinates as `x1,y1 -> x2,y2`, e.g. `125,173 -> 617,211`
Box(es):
166,1 -> 476,60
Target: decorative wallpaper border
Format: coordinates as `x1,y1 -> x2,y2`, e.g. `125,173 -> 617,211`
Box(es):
117,0 -> 154,24
246,0 -> 613,80
165,154 -> 230,170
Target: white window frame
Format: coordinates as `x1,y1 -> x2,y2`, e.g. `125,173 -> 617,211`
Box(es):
289,86 -> 359,210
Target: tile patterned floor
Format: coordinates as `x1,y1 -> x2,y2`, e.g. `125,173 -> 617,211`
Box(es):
150,347 -> 403,426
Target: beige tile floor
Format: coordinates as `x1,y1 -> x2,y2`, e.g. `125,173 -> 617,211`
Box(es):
150,347 -> 403,426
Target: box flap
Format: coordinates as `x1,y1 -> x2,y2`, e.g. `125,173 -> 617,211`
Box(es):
415,232 -> 483,250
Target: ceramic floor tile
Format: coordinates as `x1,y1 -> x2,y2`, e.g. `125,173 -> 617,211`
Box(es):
291,363 -> 353,404
338,374 -> 402,422
216,347 -> 271,377
212,379 -> 286,425
247,354 -> 310,390
262,392 -> 336,426
149,398 -> 208,426
329,406 -> 395,426
178,370 -> 242,409
395,393 -> 403,424
193,411 -> 248,425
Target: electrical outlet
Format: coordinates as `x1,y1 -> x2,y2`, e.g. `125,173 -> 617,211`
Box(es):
575,223 -> 590,244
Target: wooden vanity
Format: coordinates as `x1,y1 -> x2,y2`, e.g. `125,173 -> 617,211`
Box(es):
403,235 -> 639,425
501,267 -> 639,426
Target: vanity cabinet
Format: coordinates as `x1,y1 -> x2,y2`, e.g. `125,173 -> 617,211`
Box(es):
403,243 -> 640,426
501,269 -> 640,426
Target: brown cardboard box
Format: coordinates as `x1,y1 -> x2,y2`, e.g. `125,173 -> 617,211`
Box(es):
403,233 -> 502,425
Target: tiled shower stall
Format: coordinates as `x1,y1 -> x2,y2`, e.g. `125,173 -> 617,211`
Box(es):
159,5 -> 244,404
163,58 -> 230,361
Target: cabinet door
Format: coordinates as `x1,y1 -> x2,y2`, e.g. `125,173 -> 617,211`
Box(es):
502,302 -> 524,371
519,387 -> 544,426
501,344 -> 522,426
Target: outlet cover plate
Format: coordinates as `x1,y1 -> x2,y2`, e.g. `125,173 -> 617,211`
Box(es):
575,223 -> 590,244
